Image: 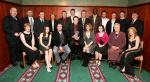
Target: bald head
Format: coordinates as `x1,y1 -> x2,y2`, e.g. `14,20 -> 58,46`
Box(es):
10,7 -> 17,17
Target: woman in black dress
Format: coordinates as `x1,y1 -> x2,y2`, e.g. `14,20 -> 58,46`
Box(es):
39,26 -> 52,72
20,23 -> 40,68
120,27 -> 143,78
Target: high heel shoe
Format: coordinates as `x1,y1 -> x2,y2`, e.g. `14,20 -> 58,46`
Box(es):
49,64 -> 52,68
98,61 -> 101,66
46,66 -> 51,72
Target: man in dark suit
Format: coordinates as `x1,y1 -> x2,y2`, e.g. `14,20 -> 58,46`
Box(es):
52,23 -> 71,65
130,12 -> 144,38
33,11 -> 49,38
89,8 -> 101,34
22,10 -> 34,33
3,7 -> 23,66
79,10 -> 90,31
57,11 -> 70,33
106,12 -> 119,35
49,13 -> 57,32
68,9 -> 76,24
118,11 -> 130,34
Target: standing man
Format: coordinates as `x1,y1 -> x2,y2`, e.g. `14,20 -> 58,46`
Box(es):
89,8 -> 101,34
49,13 -> 57,32
130,12 -> 144,38
68,9 -> 76,24
33,11 -> 49,38
79,10 -> 90,31
3,7 -> 23,66
22,10 -> 34,33
101,10 -> 109,29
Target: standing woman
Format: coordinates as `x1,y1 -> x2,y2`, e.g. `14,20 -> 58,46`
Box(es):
39,26 -> 53,72
95,25 -> 108,66
82,23 -> 96,67
120,27 -> 143,77
20,23 -> 40,68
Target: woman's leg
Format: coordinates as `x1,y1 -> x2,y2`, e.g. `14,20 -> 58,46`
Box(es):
48,49 -> 53,68
98,53 -> 102,66
45,50 -> 51,72
95,51 -> 99,64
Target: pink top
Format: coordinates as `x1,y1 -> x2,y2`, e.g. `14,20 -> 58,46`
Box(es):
95,32 -> 108,46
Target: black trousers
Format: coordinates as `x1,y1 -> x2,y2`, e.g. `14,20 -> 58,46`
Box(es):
120,48 -> 143,76
7,37 -> 22,65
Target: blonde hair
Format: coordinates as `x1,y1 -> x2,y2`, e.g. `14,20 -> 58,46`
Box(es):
85,23 -> 93,32
128,27 -> 137,38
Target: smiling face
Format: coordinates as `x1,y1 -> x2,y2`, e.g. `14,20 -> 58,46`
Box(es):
24,24 -> 31,32
81,11 -> 86,18
10,7 -> 17,17
112,13 -> 117,19
39,12 -> 45,19
98,26 -> 104,32
120,12 -> 125,18
102,12 -> 107,18
70,10 -> 75,16
27,10 -> 33,17
114,23 -> 120,32
57,24 -> 63,31
45,26 -> 50,33
132,13 -> 138,20
73,17 -> 79,25
62,11 -> 67,18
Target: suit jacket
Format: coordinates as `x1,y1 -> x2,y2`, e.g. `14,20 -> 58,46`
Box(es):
106,19 -> 119,35
33,18 -> 49,37
3,15 -> 22,42
118,19 -> 130,34
89,15 -> 102,33
57,17 -> 71,32
52,31 -> 68,47
129,19 -> 144,37
79,18 -> 90,31
49,19 -> 58,32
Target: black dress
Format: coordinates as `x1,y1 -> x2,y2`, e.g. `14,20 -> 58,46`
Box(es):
120,40 -> 143,76
95,37 -> 107,55
39,35 -> 51,52
22,32 -> 40,65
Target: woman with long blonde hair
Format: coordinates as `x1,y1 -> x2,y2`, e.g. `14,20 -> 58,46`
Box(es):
119,27 -> 143,79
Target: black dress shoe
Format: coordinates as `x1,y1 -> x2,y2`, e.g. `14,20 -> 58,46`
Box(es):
12,63 -> 18,66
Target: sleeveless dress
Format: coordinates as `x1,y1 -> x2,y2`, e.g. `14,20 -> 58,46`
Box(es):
39,34 -> 51,52
22,32 -> 40,65
120,40 -> 143,76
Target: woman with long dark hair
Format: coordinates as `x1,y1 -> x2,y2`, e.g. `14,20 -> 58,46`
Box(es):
39,26 -> 53,72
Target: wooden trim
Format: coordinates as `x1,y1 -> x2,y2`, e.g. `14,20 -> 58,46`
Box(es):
22,5 -> 127,8
128,2 -> 150,8
0,0 -> 21,6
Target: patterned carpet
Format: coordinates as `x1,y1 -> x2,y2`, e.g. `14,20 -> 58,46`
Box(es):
0,60 -> 150,82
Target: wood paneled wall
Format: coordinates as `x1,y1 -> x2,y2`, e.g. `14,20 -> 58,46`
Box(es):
127,4 -> 150,72
0,1 -> 150,72
22,6 -> 127,19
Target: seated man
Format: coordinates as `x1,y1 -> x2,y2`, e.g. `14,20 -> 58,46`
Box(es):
52,23 -> 71,66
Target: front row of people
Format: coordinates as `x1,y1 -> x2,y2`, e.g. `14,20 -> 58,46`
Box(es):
20,23 -> 143,78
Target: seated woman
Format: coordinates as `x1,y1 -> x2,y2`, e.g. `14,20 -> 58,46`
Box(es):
82,23 -> 96,67
95,25 -> 108,66
108,23 -> 126,69
120,27 -> 143,77
69,16 -> 83,59
20,23 -> 40,68
39,26 -> 53,72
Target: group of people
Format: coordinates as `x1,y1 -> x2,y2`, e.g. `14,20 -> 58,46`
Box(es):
3,7 -> 144,78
